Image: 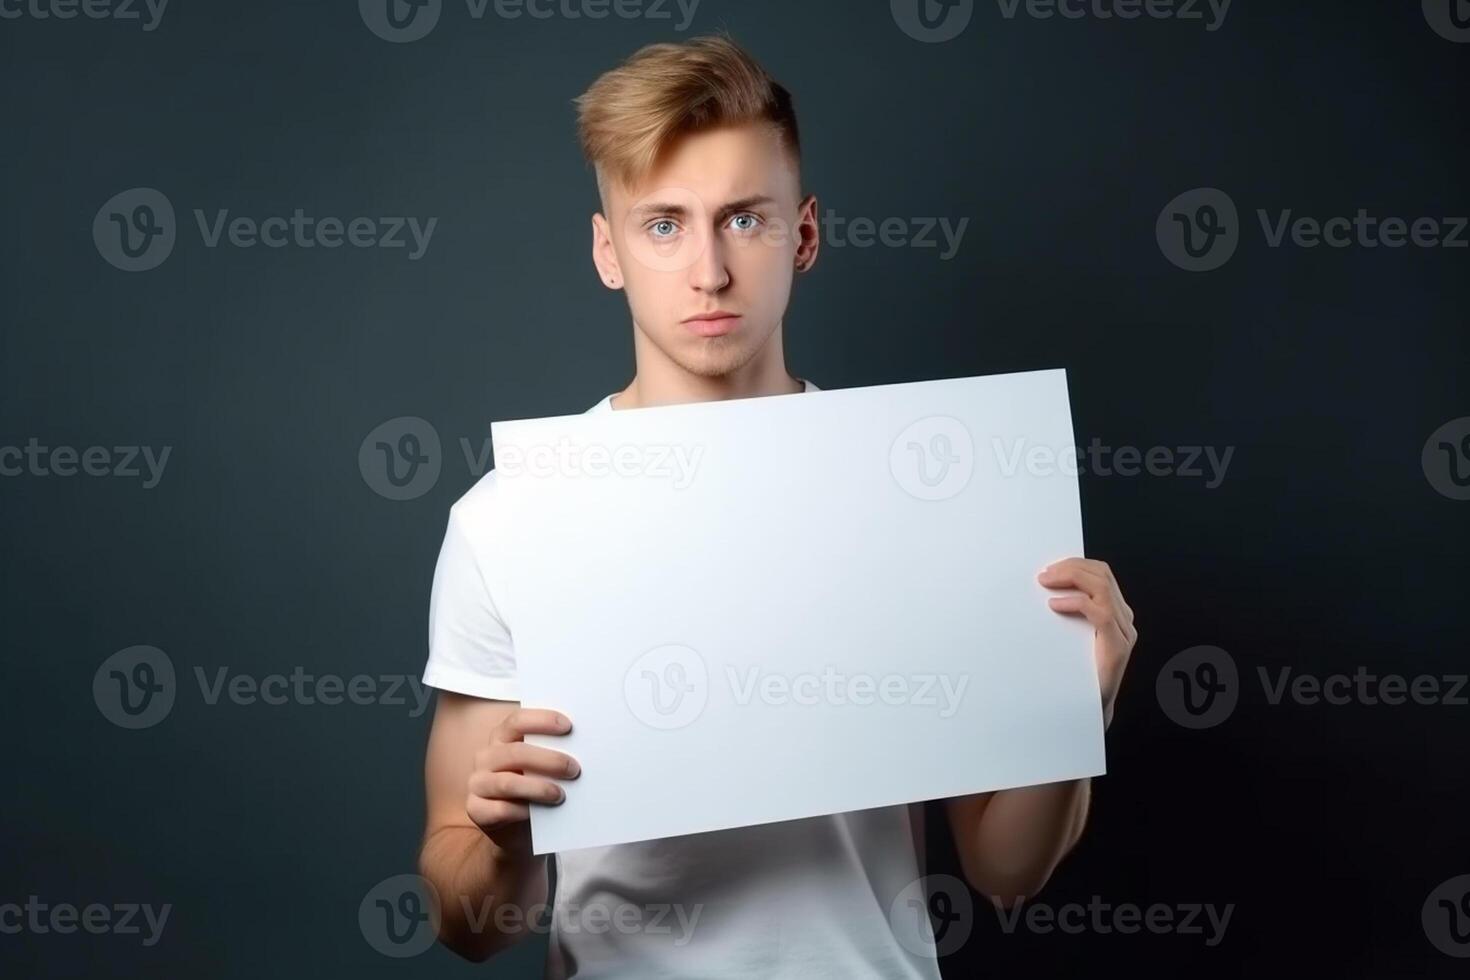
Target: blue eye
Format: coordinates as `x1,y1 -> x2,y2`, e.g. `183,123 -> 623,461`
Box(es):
729,213 -> 760,232
650,220 -> 679,239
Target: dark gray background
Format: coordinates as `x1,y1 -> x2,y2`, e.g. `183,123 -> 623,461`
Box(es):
2,0 -> 1467,976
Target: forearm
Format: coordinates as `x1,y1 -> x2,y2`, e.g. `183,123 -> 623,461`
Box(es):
951,777 -> 1090,902
418,825 -> 548,962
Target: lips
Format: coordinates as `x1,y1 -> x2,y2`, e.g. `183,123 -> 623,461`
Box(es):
682,313 -> 741,337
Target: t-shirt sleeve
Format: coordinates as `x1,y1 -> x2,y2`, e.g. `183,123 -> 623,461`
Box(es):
422,506 -> 520,702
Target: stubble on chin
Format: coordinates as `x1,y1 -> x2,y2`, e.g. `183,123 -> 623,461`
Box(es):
653,322 -> 778,380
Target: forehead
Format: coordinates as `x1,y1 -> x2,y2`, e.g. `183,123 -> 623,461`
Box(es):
605,122 -> 800,215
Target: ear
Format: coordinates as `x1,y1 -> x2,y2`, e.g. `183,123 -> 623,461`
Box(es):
591,212 -> 624,289
793,193 -> 820,273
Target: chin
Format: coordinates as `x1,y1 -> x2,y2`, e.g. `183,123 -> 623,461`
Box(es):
646,319 -> 774,379
669,337 -> 765,379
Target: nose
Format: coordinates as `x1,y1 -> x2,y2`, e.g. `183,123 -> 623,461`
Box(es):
687,228 -> 730,294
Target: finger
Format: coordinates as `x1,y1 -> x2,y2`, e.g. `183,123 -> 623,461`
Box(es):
1065,557 -> 1114,577
469,769 -> 567,805
1040,561 -> 1132,625
1047,594 -> 1130,647
1042,557 -> 1119,587
1037,564 -> 1111,600
489,742 -> 582,779
493,708 -> 573,743
466,795 -> 530,828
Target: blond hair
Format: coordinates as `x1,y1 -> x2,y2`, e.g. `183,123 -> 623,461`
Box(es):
574,34 -> 801,195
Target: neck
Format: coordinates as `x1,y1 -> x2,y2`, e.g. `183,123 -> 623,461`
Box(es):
612,320 -> 803,410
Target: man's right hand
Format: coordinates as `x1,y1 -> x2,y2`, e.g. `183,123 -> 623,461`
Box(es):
421,694 -> 581,961
467,708 -> 581,852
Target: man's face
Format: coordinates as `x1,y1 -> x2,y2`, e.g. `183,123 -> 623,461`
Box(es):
592,123 -> 817,379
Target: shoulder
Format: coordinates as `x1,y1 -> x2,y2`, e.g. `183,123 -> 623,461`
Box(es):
448,395 -> 607,534
443,468 -> 506,552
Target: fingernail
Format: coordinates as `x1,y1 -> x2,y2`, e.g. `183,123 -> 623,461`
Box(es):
568,760 -> 581,778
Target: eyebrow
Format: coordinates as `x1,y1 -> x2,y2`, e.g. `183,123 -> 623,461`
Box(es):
628,195 -> 777,224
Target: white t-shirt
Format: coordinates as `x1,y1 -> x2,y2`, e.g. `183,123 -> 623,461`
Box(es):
422,382 -> 945,979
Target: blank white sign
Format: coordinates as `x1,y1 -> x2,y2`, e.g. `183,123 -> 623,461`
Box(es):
490,369 -> 1106,854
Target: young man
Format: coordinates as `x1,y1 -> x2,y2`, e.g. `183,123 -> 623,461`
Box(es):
418,35 -> 1137,977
